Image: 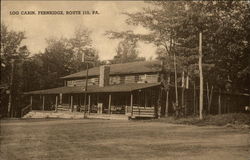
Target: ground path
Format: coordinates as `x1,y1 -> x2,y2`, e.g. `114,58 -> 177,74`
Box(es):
1,119 -> 249,160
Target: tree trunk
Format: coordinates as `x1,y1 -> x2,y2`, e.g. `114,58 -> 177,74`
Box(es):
181,71 -> 185,116
218,88 -> 222,115
199,32 -> 203,120
208,85 -> 214,114
206,82 -> 210,114
194,83 -> 196,115
8,59 -> 15,117
174,52 -> 178,107
165,76 -> 170,117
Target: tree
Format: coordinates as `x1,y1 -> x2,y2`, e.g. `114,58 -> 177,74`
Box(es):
68,28 -> 100,71
1,23 -> 29,117
202,1 -> 250,93
1,24 -> 29,83
106,31 -> 145,64
109,1 -> 249,117
23,27 -> 100,90
121,1 -> 200,117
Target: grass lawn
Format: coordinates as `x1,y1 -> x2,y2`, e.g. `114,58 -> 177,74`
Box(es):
1,119 -> 250,160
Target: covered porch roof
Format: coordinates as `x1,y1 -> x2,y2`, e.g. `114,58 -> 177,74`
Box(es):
24,83 -> 161,95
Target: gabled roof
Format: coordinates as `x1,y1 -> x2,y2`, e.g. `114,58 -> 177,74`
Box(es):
24,83 -> 161,95
61,60 -> 161,79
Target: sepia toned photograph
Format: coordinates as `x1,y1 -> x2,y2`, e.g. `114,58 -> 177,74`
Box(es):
1,0 -> 250,160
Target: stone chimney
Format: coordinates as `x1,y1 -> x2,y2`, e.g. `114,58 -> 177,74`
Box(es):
99,65 -> 110,87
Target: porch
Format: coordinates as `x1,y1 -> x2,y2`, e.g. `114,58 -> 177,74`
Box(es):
24,83 -> 162,118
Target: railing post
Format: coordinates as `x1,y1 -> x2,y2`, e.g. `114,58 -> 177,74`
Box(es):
30,95 -> 33,110
70,95 -> 73,112
88,95 -> 91,114
130,93 -> 133,116
108,94 -> 111,114
42,95 -> 45,111
59,93 -> 62,105
55,95 -> 58,112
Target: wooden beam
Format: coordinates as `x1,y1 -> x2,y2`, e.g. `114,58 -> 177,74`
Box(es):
59,93 -> 62,104
165,90 -> 169,117
79,94 -> 81,106
108,94 -> 111,114
30,96 -> 33,110
42,95 -> 45,111
88,95 -> 91,114
55,95 -> 58,112
70,95 -> 73,112
131,93 -> 133,116
96,93 -> 99,103
199,31 -> 204,120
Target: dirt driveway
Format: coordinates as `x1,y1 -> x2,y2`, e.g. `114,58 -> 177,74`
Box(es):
1,119 -> 249,160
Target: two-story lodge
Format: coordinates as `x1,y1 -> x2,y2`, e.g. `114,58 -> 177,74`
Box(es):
24,60 -> 250,118
25,61 -> 167,118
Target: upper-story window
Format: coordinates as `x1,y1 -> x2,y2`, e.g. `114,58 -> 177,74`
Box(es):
90,77 -> 99,85
134,75 -> 139,82
145,74 -> 159,83
67,79 -> 85,87
120,76 -> 125,84
138,74 -> 147,83
125,75 -> 135,83
110,76 -> 120,85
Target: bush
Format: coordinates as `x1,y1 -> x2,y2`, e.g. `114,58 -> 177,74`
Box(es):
153,113 -> 250,127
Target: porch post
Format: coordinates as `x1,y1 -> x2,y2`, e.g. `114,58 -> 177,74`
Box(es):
97,94 -> 99,103
108,94 -> 112,114
79,95 -> 82,107
55,95 -> 58,111
70,95 -> 73,112
42,95 -> 45,111
88,95 -> 91,114
130,93 -> 133,116
30,95 -> 33,110
59,93 -> 62,104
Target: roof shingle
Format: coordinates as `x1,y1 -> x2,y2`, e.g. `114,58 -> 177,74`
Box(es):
25,83 -> 161,95
61,60 -> 161,79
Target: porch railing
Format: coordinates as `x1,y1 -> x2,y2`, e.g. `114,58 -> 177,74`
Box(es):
126,106 -> 155,118
21,104 -> 32,117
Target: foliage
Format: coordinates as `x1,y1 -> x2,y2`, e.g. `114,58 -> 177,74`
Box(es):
106,30 -> 145,64
153,113 -> 250,127
1,23 -> 30,117
118,1 -> 249,92
1,24 -> 29,85
22,27 -> 100,91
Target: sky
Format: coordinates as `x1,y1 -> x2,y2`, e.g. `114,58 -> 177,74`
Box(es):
1,1 -> 157,60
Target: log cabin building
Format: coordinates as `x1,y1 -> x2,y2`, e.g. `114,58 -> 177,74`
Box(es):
25,61 -> 167,118
24,60 -> 250,118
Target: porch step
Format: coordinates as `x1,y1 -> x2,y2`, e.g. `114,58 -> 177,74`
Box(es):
22,110 -> 128,120
22,110 -> 85,119
87,114 -> 128,120
57,108 -> 71,111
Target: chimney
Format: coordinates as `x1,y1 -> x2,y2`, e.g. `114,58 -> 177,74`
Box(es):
99,65 -> 110,87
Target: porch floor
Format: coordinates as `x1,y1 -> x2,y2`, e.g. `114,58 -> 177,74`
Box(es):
22,110 -> 128,120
